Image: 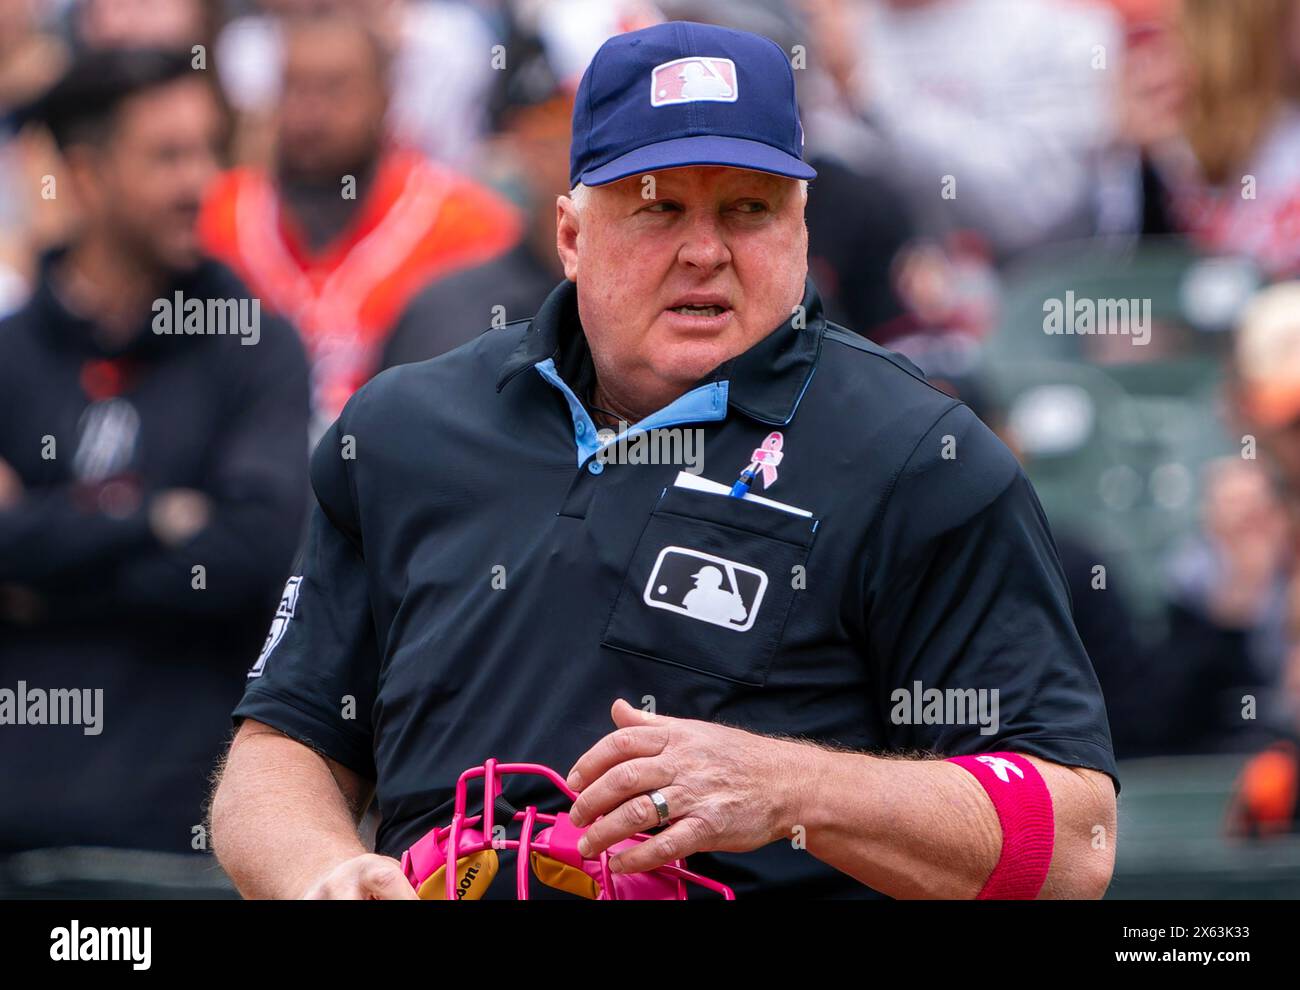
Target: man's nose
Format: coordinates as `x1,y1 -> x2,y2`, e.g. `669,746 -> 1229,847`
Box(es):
676,214 -> 732,272
186,151 -> 220,200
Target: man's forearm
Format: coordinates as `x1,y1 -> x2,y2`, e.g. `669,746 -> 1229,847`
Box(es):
211,723 -> 370,899
787,746 -> 1115,899
786,747 -> 1000,898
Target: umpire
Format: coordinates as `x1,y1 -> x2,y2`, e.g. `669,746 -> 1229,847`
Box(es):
213,22 -> 1118,899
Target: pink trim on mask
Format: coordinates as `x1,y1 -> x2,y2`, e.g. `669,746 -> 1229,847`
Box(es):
399,759 -> 735,900
946,752 -> 1054,900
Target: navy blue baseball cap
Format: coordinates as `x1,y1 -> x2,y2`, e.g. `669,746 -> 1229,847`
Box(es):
569,21 -> 817,188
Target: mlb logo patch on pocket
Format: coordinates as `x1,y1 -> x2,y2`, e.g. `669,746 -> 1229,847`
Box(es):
650,56 -> 738,107
642,546 -> 767,632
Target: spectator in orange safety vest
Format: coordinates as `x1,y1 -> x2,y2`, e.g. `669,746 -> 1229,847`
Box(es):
198,10 -> 521,433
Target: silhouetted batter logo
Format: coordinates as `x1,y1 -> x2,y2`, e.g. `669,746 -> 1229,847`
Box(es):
649,56 -> 738,107
642,546 -> 767,631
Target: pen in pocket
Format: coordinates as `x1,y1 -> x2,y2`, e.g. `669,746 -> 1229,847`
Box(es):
731,432 -> 784,498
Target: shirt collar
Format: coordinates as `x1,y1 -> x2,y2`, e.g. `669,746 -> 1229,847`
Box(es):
33,248 -> 221,360
496,277 -> 825,426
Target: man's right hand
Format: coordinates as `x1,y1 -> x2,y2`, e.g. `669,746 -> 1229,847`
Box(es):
148,488 -> 212,547
0,457 -> 23,509
300,853 -> 419,900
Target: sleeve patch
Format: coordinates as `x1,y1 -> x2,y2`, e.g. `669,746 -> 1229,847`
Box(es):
249,576 -> 303,678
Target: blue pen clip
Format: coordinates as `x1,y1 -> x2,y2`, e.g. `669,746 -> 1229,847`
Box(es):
730,464 -> 758,498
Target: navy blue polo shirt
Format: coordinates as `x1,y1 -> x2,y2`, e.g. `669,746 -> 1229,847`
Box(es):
233,278 -> 1118,899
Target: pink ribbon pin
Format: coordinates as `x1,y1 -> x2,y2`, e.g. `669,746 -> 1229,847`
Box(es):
748,432 -> 784,489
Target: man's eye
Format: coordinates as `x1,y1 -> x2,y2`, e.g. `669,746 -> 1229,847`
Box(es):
644,201 -> 681,213
731,201 -> 767,214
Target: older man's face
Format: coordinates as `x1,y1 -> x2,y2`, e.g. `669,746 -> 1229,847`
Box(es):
556,166 -> 808,406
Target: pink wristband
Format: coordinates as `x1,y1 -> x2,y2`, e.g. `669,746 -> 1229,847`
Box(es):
946,752 -> 1054,900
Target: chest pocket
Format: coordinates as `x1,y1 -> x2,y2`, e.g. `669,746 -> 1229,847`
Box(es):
601,485 -> 818,686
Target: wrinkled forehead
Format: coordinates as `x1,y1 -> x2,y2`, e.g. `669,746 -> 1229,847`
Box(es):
593,165 -> 802,201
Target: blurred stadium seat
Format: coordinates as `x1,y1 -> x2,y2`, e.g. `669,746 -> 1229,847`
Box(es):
0,848 -> 237,899
984,238 -> 1251,622
1111,755 -> 1300,898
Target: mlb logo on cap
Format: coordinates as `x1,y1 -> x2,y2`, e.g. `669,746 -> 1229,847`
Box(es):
650,56 -> 738,107
570,21 -> 816,188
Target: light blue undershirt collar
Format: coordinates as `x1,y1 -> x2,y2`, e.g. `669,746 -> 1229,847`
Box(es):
534,358 -> 729,468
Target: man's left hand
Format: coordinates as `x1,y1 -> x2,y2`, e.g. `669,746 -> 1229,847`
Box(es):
565,698 -> 815,875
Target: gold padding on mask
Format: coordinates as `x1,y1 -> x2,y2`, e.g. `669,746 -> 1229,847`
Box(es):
530,852 -> 601,899
417,850 -> 499,900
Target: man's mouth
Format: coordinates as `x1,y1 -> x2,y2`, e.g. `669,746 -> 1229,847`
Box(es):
669,304 -> 728,317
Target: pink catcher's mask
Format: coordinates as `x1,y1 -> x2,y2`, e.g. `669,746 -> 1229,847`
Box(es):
399,759 -> 735,900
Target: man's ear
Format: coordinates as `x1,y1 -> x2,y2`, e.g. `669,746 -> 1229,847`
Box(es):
555,195 -> 580,282
62,143 -> 105,216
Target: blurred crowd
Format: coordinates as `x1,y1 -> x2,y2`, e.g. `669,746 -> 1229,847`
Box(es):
3,0 -> 1300,860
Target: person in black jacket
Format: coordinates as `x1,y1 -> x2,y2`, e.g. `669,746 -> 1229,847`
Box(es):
0,50 -> 310,857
